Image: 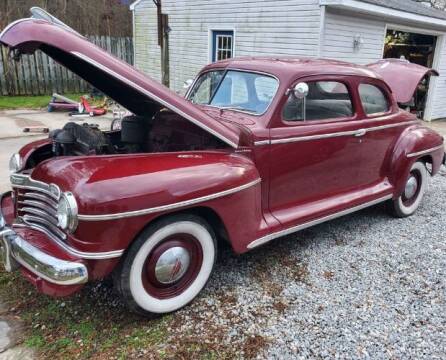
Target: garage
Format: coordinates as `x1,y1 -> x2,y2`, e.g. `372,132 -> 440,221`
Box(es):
320,0 -> 446,122
384,29 -> 437,118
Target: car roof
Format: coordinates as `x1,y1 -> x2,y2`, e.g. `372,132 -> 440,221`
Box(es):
203,57 -> 382,82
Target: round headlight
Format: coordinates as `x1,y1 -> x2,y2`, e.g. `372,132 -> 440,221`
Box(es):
9,153 -> 23,174
57,192 -> 78,233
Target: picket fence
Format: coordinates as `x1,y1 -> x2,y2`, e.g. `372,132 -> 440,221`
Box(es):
0,36 -> 133,96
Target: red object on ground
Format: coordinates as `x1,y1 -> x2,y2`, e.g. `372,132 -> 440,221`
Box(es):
80,96 -> 107,116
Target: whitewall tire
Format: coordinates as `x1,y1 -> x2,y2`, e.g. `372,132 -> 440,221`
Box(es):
389,161 -> 428,218
116,214 -> 217,315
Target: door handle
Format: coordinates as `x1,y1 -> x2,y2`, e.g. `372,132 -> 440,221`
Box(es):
354,129 -> 367,137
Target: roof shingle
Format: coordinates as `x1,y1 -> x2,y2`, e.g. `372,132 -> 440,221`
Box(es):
360,0 -> 446,20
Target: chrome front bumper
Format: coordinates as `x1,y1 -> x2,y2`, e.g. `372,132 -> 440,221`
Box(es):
0,193 -> 88,285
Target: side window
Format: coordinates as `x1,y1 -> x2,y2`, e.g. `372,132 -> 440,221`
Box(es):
283,81 -> 353,122
359,83 -> 390,115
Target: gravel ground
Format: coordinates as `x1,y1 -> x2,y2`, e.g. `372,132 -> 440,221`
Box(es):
163,169 -> 446,359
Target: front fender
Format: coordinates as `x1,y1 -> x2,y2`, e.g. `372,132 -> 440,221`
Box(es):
31,151 -> 260,215
30,151 -> 261,258
389,125 -> 444,197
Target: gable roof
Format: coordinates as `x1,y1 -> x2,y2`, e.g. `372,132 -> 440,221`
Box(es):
361,0 -> 446,20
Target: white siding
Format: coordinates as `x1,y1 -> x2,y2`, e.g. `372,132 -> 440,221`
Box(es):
134,0 -> 321,92
322,11 -> 386,64
430,36 -> 446,120
133,1 -> 161,82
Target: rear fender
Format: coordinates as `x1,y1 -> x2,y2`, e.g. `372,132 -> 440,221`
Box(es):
390,125 -> 444,197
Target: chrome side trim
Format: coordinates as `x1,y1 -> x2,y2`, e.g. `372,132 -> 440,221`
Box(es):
71,51 -> 239,149
254,140 -> 271,146
270,120 -> 419,145
12,223 -> 124,260
247,194 -> 393,249
366,120 -> 419,133
407,144 -> 444,158
78,178 -> 262,222
271,129 -> 357,144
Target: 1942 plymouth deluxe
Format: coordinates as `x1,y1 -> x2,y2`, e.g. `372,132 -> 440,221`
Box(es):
0,12 -> 444,315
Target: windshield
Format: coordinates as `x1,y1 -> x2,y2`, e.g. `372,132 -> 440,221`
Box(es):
188,70 -> 279,115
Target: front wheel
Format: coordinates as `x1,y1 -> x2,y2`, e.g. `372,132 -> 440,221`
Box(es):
388,161 -> 428,218
116,214 -> 217,315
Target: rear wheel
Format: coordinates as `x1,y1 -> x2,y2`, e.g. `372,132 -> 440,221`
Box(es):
388,161 -> 428,218
116,214 -> 217,315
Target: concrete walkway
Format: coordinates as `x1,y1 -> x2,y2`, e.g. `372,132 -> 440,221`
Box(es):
0,109 -> 117,360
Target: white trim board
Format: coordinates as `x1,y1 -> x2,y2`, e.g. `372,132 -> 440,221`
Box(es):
207,26 -> 236,64
129,0 -> 143,11
320,0 -> 446,29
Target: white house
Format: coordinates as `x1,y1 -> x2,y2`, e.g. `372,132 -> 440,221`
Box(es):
130,0 -> 446,121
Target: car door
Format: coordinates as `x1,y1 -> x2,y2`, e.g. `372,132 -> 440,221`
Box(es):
355,80 -> 414,186
268,75 -> 368,227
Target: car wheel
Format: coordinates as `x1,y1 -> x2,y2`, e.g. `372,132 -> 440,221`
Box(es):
116,214 -> 217,315
388,161 -> 428,218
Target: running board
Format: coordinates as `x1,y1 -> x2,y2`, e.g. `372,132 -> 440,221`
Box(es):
247,194 -> 393,249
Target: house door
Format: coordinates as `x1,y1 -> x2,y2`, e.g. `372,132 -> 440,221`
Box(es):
212,30 -> 234,62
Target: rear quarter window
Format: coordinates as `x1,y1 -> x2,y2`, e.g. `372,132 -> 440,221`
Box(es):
359,83 -> 390,115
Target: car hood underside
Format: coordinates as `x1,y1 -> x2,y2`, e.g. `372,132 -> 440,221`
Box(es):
0,18 -> 246,148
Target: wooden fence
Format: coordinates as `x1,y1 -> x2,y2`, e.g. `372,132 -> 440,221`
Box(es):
0,36 -> 133,96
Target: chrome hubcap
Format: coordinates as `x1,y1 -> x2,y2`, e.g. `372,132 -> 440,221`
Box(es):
404,175 -> 418,199
154,247 -> 190,284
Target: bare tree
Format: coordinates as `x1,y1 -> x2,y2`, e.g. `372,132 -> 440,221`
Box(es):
0,0 -> 132,36
413,0 -> 446,10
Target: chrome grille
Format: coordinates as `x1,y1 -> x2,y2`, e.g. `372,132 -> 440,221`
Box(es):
10,174 -> 66,241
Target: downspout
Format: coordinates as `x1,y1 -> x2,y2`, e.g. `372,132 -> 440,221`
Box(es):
154,0 -> 170,87
318,4 -> 326,58
132,6 -> 136,65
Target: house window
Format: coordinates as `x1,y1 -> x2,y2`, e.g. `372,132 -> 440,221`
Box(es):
212,30 -> 234,62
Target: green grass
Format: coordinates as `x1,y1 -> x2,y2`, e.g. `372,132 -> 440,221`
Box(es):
0,94 -> 83,110
0,267 -> 252,359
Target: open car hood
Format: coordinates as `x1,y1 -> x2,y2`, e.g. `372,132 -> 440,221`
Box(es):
367,59 -> 439,104
0,19 -> 244,148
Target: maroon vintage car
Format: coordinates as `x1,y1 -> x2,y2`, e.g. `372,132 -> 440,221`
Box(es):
0,14 -> 444,315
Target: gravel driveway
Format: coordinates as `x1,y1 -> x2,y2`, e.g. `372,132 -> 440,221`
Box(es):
165,170 -> 446,359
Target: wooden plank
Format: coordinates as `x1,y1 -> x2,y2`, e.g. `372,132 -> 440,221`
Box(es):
13,59 -> 23,95
0,46 -> 5,96
26,55 -> 36,95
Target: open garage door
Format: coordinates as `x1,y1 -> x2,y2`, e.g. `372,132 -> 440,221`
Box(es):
384,29 -> 437,119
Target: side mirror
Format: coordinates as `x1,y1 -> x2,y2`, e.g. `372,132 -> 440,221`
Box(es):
293,82 -> 309,99
183,79 -> 194,90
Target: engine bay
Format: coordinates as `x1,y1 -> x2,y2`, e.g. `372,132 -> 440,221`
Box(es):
48,110 -> 227,157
